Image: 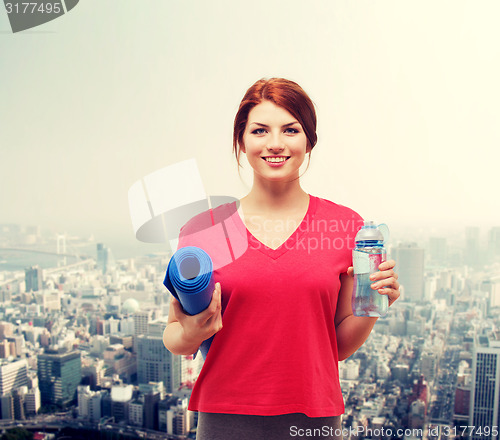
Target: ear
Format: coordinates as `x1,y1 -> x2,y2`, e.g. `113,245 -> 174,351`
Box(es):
239,142 -> 246,154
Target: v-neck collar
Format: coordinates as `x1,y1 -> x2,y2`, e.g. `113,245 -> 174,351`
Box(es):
230,194 -> 318,260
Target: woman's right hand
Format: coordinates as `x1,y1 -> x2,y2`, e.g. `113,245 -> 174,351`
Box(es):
170,282 -> 223,348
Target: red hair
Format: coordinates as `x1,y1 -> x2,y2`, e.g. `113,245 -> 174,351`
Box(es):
232,78 -> 317,168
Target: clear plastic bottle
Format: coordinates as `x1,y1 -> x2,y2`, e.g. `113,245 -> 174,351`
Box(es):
351,221 -> 388,317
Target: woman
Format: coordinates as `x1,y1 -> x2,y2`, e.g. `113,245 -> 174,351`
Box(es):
163,78 -> 400,440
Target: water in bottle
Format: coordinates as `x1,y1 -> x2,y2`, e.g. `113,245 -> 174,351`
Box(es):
352,221 -> 388,317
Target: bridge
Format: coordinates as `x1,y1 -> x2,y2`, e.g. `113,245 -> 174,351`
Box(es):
0,247 -> 91,259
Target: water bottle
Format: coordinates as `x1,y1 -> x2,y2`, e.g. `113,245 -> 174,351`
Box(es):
352,221 -> 388,317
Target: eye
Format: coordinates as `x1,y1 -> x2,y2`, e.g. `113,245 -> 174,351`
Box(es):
251,128 -> 267,135
284,127 -> 299,134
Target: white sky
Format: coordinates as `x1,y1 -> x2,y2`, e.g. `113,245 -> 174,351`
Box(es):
1,1 -> 499,256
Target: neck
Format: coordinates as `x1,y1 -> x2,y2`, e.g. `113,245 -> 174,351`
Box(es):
242,175 -> 309,212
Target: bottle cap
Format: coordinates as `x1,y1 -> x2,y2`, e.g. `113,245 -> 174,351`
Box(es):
355,221 -> 386,243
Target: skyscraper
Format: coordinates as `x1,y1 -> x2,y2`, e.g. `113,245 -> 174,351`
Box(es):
465,226 -> 481,268
428,237 -> 447,265
469,335 -> 500,440
133,310 -> 154,338
391,243 -> 425,302
0,359 -> 28,396
488,227 -> 500,259
96,243 -> 115,274
136,319 -> 181,393
38,350 -> 81,407
25,266 -> 42,292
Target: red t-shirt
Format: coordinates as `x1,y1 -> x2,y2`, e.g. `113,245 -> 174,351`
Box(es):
176,195 -> 363,417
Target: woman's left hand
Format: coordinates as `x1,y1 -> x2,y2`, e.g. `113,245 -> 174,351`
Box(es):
370,259 -> 400,306
347,259 -> 401,307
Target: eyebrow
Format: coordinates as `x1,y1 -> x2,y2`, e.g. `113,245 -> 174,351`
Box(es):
249,121 -> 300,128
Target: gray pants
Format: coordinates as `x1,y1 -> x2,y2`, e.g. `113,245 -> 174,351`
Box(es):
196,412 -> 343,440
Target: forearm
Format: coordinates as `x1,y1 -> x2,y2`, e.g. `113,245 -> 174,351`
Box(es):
163,322 -> 201,356
336,314 -> 378,361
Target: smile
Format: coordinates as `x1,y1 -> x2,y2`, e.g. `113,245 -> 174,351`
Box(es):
262,156 -> 290,163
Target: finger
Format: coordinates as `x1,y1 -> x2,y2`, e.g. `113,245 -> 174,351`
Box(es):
370,269 -> 396,284
370,268 -> 396,282
386,288 -> 401,306
216,311 -> 223,332
217,283 -> 222,302
347,267 -> 354,277
371,276 -> 397,290
197,283 -> 221,324
204,306 -> 223,334
377,287 -> 397,295
378,260 -> 396,271
171,297 -> 188,317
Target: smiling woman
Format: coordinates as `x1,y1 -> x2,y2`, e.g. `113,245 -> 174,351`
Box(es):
163,77 -> 401,440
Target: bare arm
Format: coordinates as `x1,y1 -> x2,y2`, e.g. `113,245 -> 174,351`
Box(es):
163,283 -> 223,356
334,272 -> 378,361
334,260 -> 400,361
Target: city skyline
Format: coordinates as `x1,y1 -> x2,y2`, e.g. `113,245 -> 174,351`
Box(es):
0,223 -> 499,438
1,221 -> 500,265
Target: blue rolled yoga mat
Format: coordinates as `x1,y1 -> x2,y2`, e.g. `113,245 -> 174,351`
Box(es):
163,246 -> 216,359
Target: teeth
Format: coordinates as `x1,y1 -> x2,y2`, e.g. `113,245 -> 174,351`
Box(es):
265,157 -> 287,163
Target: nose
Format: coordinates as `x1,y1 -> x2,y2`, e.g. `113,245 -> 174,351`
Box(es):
267,131 -> 284,152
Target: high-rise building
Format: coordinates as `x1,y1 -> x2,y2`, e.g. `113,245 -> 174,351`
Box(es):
128,399 -> 144,427
25,266 -> 42,292
420,351 -> 438,382
0,341 -> 10,359
488,227 -> 500,259
34,290 -> 61,312
0,322 -> 14,339
24,387 -> 41,415
110,384 -> 133,423
481,278 -> 500,311
103,344 -> 136,382
144,391 -> 160,430
469,336 -> 500,440
0,395 -> 13,419
391,243 -> 425,302
12,387 -> 26,420
455,372 -> 471,424
137,319 -> 181,393
465,226 -> 481,267
0,359 -> 28,396
158,396 -> 179,432
408,399 -> 426,430
38,350 -> 81,407
81,358 -> 105,390
428,237 -> 447,264
133,310 -> 155,337
77,385 -> 103,422
96,243 -> 115,274
166,398 -> 192,436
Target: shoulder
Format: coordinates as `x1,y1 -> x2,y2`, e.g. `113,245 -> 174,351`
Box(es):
312,195 -> 363,222
309,195 -> 364,237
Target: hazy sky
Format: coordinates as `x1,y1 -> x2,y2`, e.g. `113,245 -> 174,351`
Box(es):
1,1 -> 499,256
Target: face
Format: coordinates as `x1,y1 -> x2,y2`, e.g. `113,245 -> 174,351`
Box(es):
241,100 -> 310,183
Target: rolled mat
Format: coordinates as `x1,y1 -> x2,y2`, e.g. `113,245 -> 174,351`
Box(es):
163,246 -> 215,359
